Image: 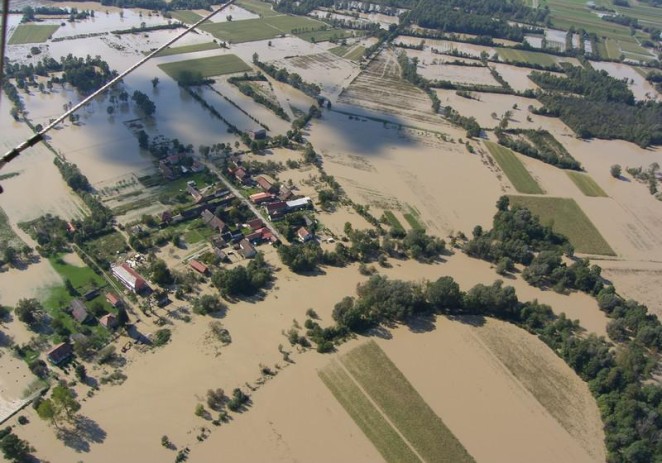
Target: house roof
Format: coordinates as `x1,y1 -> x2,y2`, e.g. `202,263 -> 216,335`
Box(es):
70,299 -> 89,323
249,192 -> 273,203
235,167 -> 247,179
246,231 -> 262,242
112,263 -> 147,291
201,209 -> 226,231
247,218 -> 264,230
99,313 -> 117,329
46,342 -> 73,364
265,201 -> 287,213
286,197 -> 312,209
239,239 -> 256,257
189,259 -> 208,274
255,176 -> 273,191
297,227 -> 312,240
106,292 -> 121,307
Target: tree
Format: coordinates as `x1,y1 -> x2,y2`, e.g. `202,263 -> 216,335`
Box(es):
75,364 -> 87,381
0,432 -> 32,462
151,77 -> 159,89
14,298 -> 43,327
611,164 -> 622,178
192,295 -> 226,315
51,385 -> 81,420
150,259 -> 173,286
36,399 -> 58,425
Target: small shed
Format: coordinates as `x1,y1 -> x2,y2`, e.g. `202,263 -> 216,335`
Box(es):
99,313 -> 118,330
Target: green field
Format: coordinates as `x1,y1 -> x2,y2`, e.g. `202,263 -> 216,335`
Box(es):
8,24 -> 59,44
509,196 -> 615,255
319,362 -> 422,463
495,47 -> 559,67
545,0 -> 650,57
154,42 -> 220,57
383,210 -> 405,233
158,54 -> 251,81
566,171 -> 607,197
485,141 -> 544,194
200,15 -> 325,43
341,342 -> 475,463
170,10 -> 203,24
237,0 -> 280,17
330,44 -> 367,61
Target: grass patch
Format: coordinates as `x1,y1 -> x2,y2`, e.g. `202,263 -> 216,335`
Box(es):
236,0 -> 280,17
509,196 -> 615,255
200,15 -> 324,43
344,45 -> 366,61
566,172 -> 607,197
495,48 -> 558,67
184,221 -> 216,244
8,24 -> 59,44
112,197 -> 156,216
485,141 -> 543,194
81,231 -> 129,266
158,54 -> 251,81
0,207 -> 26,249
402,205 -> 425,231
154,42 -> 220,57
342,342 -> 475,463
319,362 -> 422,463
383,210 -> 405,234
170,10 -> 203,24
296,28 -> 359,43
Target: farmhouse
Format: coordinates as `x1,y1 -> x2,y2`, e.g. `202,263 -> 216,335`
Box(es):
255,175 -> 276,192
112,263 -> 148,293
201,209 -> 228,233
297,226 -> 313,243
69,299 -> 90,324
46,342 -> 73,365
249,129 -> 267,140
106,292 -> 122,308
189,259 -> 209,275
99,313 -> 118,330
239,239 -> 257,258
247,218 -> 264,230
234,167 -> 249,184
250,192 -> 274,204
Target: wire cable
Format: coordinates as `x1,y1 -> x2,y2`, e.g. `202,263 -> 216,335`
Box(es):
0,0 -> 236,173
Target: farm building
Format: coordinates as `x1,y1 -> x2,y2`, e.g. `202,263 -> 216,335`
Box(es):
46,342 -> 73,365
112,263 -> 148,293
286,197 -> 312,211
189,259 -> 209,275
69,299 -> 90,324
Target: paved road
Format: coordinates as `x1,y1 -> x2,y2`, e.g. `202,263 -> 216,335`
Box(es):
200,158 -> 284,242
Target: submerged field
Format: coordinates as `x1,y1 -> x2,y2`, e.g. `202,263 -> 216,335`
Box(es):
200,14 -> 326,43
509,196 -> 615,255
154,42 -> 220,57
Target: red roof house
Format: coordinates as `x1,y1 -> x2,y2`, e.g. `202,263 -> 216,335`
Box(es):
46,342 -> 73,365
189,259 -> 209,275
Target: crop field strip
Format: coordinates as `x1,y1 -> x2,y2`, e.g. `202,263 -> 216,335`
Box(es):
341,341 -> 476,463
485,141 -> 544,194
158,54 -> 251,80
236,0 -> 280,17
566,172 -> 607,197
508,196 -> 615,255
319,362 -> 422,463
200,14 -> 327,43
383,210 -> 405,234
154,42 -> 220,57
170,10 -> 203,24
8,24 -> 59,44
495,48 -> 559,67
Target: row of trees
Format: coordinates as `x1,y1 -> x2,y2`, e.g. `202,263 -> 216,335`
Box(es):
494,128 -> 582,170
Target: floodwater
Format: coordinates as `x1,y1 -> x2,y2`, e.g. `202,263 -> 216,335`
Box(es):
590,61 -> 660,101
